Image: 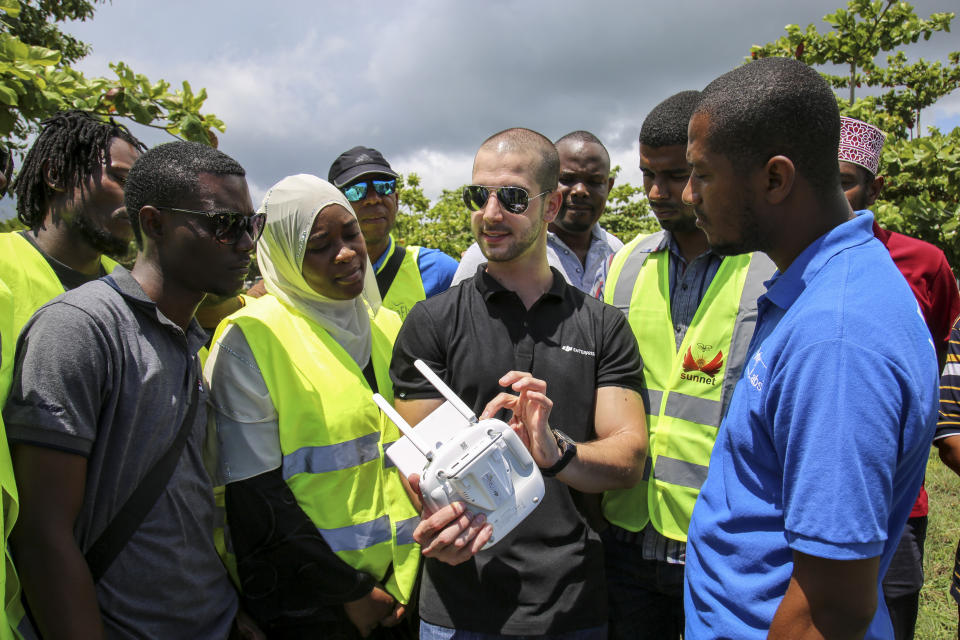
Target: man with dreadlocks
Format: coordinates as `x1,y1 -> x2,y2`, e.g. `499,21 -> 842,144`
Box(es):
0,110 -> 145,354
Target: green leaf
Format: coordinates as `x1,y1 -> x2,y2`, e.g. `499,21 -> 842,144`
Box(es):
0,0 -> 20,18
0,83 -> 18,105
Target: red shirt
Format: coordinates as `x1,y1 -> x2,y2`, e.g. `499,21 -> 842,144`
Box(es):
874,221 -> 960,516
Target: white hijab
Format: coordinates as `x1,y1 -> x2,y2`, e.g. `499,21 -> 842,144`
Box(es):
256,174 -> 382,367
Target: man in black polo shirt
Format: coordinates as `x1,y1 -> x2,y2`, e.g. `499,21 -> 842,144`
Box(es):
389,127 -> 648,639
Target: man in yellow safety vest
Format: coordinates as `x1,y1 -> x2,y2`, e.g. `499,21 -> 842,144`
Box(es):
0,111 -> 144,372
596,91 -> 775,639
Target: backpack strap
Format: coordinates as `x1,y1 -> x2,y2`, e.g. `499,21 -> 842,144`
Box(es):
376,244 -> 407,299
85,276 -> 202,582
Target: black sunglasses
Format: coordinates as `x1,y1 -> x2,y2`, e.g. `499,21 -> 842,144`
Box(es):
342,178 -> 397,202
158,207 -> 266,245
462,185 -> 551,215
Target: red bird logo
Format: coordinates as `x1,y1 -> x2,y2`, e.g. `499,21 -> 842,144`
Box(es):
683,347 -> 724,377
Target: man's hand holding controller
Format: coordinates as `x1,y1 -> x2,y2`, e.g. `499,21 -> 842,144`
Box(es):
409,370 -> 558,565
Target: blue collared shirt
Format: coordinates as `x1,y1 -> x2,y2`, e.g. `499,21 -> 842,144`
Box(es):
684,212 -> 939,640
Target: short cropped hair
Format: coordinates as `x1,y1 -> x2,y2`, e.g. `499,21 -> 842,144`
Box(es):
124,141 -> 246,247
695,57 -> 841,192
478,128 -> 560,192
639,90 -> 701,148
14,110 -> 145,229
555,130 -> 611,170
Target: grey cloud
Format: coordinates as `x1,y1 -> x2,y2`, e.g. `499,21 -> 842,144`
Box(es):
60,0 -> 960,202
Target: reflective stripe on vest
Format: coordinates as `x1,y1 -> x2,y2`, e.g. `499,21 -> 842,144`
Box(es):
602,231 -> 775,540
664,391 -> 723,428
320,515 -> 393,552
221,296 -> 420,603
282,432 -> 382,480
380,242 -> 426,320
396,516 -> 419,547
653,455 -> 710,490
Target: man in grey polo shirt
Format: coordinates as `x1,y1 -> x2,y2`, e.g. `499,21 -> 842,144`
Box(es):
452,131 -> 622,292
4,141 -> 264,639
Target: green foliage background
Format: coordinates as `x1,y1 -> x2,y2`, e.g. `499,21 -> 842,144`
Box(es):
751,0 -> 960,274
0,0 -> 222,149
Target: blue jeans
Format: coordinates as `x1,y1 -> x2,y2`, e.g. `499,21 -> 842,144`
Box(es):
601,528 -> 685,640
419,621 -> 607,640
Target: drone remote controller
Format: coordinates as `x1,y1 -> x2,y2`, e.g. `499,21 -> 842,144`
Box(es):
374,360 -> 545,548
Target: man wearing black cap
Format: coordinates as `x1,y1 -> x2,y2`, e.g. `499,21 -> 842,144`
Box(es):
329,146 -> 458,320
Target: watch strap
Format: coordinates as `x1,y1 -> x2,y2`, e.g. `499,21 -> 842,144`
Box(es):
540,429 -> 577,477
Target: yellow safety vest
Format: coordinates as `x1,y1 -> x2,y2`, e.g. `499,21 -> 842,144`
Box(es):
219,296 -> 420,604
0,232 -> 119,343
0,282 -> 20,640
0,232 -> 117,639
602,231 -> 774,541
378,239 -> 425,321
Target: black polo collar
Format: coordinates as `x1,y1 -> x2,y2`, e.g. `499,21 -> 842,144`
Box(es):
472,264 -> 567,303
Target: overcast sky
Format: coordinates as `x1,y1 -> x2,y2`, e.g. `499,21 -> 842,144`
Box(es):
8,0 -> 960,213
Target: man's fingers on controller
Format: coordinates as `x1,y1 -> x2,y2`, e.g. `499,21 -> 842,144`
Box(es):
498,370 -> 535,387
524,390 -> 553,411
453,512 -> 487,547
414,502 -> 464,541
431,511 -> 477,548
470,523 -> 494,554
407,473 -> 421,496
499,371 -> 546,393
480,392 -> 518,419
512,423 -> 530,446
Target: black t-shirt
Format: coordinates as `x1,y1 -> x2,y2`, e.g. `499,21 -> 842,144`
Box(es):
390,267 -> 644,634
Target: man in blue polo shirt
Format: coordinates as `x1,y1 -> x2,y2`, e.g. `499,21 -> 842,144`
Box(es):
682,58 -> 938,640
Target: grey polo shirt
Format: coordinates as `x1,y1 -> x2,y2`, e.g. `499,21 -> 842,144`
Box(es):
4,267 -> 237,639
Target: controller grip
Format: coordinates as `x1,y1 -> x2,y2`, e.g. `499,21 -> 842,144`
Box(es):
502,429 -> 536,473
422,480 -> 449,513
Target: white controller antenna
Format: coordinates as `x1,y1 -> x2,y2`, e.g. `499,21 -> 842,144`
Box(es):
413,359 -> 479,424
372,393 -> 435,462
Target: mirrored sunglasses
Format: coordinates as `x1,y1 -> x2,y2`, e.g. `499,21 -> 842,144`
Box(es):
342,178 -> 397,202
462,185 -> 551,215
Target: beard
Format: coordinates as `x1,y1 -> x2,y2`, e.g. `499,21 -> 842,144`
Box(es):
703,202 -> 763,257
657,208 -> 701,235
477,205 -> 545,263
71,213 -> 133,259
553,202 -> 596,234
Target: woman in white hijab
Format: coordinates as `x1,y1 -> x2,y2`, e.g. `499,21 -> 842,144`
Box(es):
205,175 -> 420,640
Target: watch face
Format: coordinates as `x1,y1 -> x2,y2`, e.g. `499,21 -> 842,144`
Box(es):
553,429 -> 574,451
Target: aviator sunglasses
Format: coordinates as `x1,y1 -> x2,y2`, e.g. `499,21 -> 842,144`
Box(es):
462,185 -> 551,215
342,178 -> 397,202
158,207 -> 266,245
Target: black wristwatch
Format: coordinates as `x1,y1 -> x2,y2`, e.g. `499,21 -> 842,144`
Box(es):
540,429 -> 577,477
